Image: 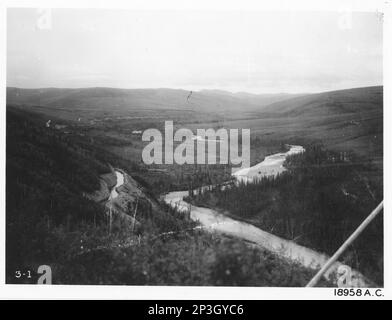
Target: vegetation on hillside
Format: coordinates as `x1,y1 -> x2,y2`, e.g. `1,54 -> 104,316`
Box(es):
189,145 -> 383,285
6,107 -> 330,286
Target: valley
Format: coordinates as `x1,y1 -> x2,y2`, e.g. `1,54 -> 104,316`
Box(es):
6,85 -> 383,286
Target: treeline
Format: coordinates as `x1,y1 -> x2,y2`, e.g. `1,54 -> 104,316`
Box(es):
190,145 -> 383,285
134,163 -> 233,196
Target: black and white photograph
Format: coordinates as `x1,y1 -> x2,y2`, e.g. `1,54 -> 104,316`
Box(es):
1,0 -> 390,301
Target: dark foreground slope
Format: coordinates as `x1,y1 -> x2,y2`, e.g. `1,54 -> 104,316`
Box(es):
6,107 -> 330,286
6,108 -> 111,276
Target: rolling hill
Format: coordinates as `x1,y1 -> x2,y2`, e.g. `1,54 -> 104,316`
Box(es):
6,87 -> 299,115
214,86 -> 383,163
6,85 -> 383,165
256,86 -> 382,117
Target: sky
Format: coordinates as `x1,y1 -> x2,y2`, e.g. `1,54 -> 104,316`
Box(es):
7,9 -> 383,93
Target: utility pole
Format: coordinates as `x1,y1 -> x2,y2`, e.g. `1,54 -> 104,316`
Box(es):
132,196 -> 139,233
109,206 -> 112,235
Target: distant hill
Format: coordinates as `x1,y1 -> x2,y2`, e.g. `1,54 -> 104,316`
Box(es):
6,87 -> 299,115
6,85 -> 383,163
199,89 -> 305,107
222,86 -> 382,159
257,86 -> 382,117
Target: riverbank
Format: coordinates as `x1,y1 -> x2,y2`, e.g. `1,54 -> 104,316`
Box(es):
163,145 -> 375,287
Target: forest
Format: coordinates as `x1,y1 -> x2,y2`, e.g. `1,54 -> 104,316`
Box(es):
189,145 -> 384,285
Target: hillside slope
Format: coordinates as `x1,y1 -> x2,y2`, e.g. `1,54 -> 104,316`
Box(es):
7,107 -> 111,277
216,86 -> 383,163
258,86 -> 382,117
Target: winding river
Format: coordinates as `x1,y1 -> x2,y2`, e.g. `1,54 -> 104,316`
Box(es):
109,170 -> 125,200
163,145 -> 374,287
232,145 -> 305,183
